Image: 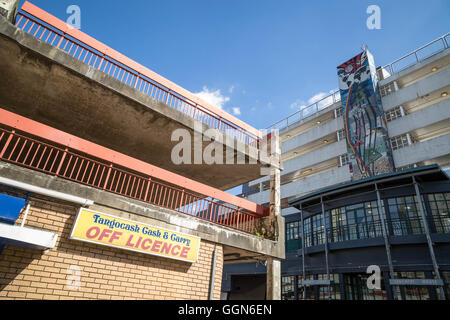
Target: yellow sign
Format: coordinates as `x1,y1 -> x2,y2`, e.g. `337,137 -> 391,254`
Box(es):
70,208 -> 200,263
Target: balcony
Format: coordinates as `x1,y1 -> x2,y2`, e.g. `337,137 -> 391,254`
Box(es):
0,1 -> 270,191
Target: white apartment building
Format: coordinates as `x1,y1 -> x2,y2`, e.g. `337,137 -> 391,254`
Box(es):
242,33 -> 450,217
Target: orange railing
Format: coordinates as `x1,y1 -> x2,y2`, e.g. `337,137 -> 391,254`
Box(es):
15,1 -> 261,148
0,109 -> 268,234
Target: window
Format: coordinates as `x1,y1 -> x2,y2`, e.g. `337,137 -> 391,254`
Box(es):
286,221 -> 299,241
339,154 -> 349,167
281,276 -> 295,300
440,271 -> 450,301
337,129 -> 346,142
394,272 -> 431,300
334,108 -> 343,118
330,201 -> 382,242
286,221 -> 301,251
344,273 -> 387,300
311,214 -> 325,245
297,275 -> 316,300
303,217 -> 312,247
390,134 -> 411,150
385,106 -> 404,122
387,196 -> 424,236
428,193 -> 450,234
379,82 -> 396,97
317,274 -> 341,300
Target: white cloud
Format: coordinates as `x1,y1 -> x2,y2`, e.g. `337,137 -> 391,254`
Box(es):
194,86 -> 230,109
228,85 -> 235,94
290,89 -> 338,111
307,92 -> 329,104
232,107 -> 241,115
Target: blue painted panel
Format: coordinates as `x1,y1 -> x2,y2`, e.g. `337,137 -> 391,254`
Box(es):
0,193 -> 26,225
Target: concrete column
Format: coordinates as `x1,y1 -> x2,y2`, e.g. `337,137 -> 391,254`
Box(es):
269,168 -> 281,218
0,0 -> 19,23
266,130 -> 281,300
266,257 -> 281,300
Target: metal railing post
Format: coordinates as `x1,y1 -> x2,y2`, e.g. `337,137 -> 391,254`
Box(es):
0,131 -> 14,158
412,176 -> 446,300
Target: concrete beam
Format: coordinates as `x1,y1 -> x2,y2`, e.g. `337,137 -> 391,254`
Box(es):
387,99 -> 450,138
0,161 -> 285,260
282,117 -> 344,154
393,133 -> 450,167
381,67 -> 450,111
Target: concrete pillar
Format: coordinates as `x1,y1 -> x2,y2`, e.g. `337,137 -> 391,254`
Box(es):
269,168 -> 281,218
266,130 -> 281,300
0,0 -> 19,23
266,257 -> 281,300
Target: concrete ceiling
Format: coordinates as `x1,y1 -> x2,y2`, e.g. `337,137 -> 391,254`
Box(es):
0,21 -> 268,192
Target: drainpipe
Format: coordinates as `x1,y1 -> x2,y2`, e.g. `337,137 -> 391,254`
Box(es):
209,246 -> 218,300
0,177 -> 94,206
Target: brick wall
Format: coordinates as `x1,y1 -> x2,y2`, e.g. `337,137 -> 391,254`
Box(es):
0,198 -> 223,300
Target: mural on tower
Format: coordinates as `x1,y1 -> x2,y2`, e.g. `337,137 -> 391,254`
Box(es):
337,50 -> 394,180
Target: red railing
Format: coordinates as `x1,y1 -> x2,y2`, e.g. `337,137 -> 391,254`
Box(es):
14,1 -> 261,148
0,126 -> 261,234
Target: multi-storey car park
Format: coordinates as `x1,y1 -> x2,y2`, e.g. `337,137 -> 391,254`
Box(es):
223,32 -> 450,300
0,1 -> 285,300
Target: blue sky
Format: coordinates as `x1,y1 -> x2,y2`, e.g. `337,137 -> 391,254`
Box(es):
17,0 -> 450,192
21,0 -> 450,130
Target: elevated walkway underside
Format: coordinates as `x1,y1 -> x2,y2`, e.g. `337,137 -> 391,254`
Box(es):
0,8 -> 271,191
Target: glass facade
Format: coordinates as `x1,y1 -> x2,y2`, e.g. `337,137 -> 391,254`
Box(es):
442,271 -> 450,300
281,276 -> 295,300
286,221 -> 301,251
297,274 -> 317,300
280,271 -> 450,300
294,193 -> 450,249
317,274 -> 341,300
330,201 -> 382,242
393,272 -> 432,300
387,196 -> 424,236
344,273 -> 387,300
280,192 -> 450,300
428,193 -> 450,233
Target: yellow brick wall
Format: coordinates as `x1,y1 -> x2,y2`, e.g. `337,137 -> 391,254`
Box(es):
0,198 -> 223,300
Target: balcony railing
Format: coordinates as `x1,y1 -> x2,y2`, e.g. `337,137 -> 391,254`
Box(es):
380,33 -> 449,76
14,1 -> 261,148
267,91 -> 341,132
0,110 -> 268,234
290,217 -> 445,249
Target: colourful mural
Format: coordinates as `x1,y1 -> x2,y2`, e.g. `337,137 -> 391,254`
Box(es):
337,50 -> 394,180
